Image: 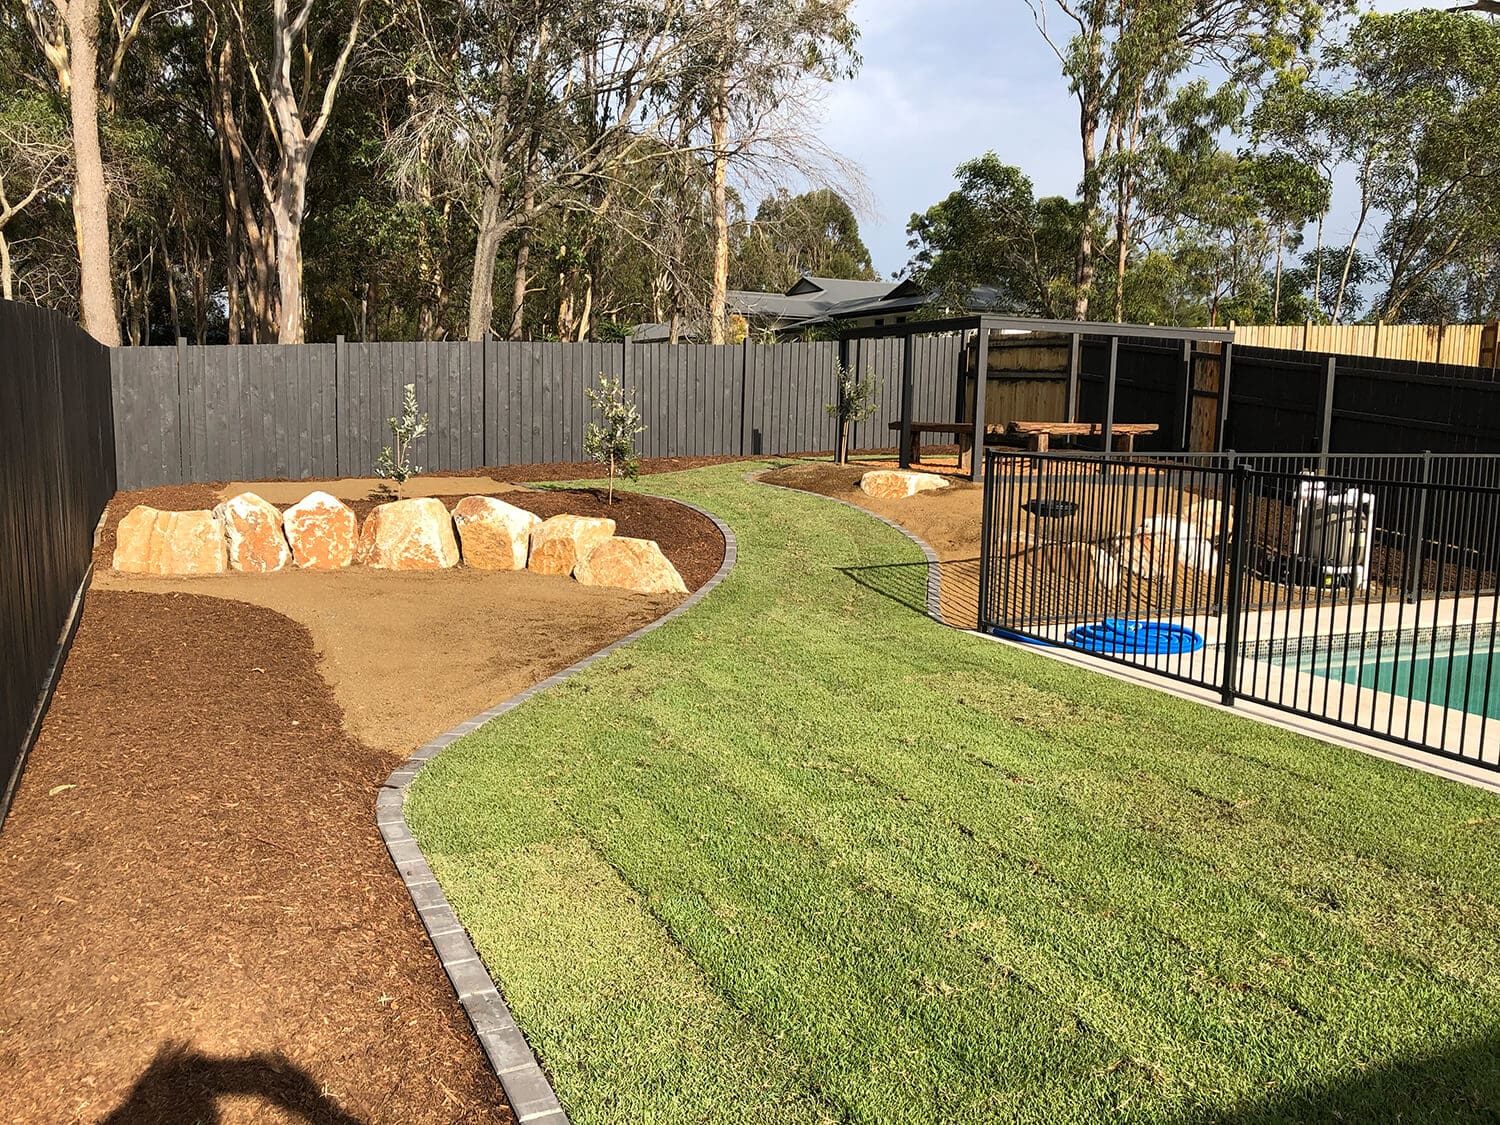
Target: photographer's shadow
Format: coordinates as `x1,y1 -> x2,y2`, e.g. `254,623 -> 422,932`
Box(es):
99,1041 -> 366,1125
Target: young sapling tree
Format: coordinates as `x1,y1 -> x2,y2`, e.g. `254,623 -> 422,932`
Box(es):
375,382 -> 429,484
824,364 -> 879,464
584,375 -> 646,503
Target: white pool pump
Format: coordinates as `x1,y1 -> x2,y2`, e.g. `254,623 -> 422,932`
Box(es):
1292,477 -> 1375,590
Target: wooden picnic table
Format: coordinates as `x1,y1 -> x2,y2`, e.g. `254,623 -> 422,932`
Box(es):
889,419 -> 1160,470
1004,420 -> 1159,453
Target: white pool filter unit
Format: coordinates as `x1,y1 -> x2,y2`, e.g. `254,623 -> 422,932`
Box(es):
1292,477 -> 1375,589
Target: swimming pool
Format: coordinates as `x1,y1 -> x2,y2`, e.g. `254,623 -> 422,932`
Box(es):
1303,639 -> 1500,721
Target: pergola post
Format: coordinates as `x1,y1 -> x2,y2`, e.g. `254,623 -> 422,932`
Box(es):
1215,340 -> 1235,452
969,325 -> 990,482
1177,339 -> 1193,451
1066,332 -> 1081,423
1101,336 -> 1119,457
898,329 -> 915,468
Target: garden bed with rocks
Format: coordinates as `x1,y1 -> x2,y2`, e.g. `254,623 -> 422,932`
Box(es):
0,471 -> 726,1123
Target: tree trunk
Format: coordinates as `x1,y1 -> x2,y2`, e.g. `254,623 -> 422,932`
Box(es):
1,227 -> 12,301
1332,198 -> 1368,326
1312,212 -> 1326,320
63,0 -> 121,346
270,165 -> 308,343
708,73 -> 731,345
467,185 -> 504,340
1073,96 -> 1099,322
1272,230 -> 1284,322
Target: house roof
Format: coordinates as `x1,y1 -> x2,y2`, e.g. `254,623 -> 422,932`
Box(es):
627,275 -> 1021,340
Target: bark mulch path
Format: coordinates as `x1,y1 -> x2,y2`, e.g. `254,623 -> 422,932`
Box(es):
0,591 -> 515,1123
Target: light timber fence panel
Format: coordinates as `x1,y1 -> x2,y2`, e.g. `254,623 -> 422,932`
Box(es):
1232,322 -> 1488,366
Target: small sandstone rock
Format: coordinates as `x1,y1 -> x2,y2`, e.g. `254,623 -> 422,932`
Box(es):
528,514 -> 616,576
215,492 -> 290,572
358,497 -> 460,570
112,506 -> 226,575
574,536 -> 688,595
452,495 -> 540,570
859,470 -> 950,499
283,491 -> 359,570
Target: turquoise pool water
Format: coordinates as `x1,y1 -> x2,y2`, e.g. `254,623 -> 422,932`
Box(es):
1312,644 -> 1500,720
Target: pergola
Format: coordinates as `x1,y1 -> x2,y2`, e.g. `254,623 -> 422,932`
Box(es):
836,315 -> 1238,482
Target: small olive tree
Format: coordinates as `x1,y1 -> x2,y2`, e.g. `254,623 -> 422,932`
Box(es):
375,383 -> 428,483
584,375 -> 646,503
824,365 -> 879,464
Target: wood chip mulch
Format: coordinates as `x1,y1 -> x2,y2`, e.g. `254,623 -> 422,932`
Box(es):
0,590 -> 516,1124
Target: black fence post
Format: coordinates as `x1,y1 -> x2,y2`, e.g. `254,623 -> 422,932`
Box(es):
1220,455 -> 1247,706
1318,355 -> 1337,473
978,447 -> 995,631
969,326 -> 990,483
1407,449 -> 1433,603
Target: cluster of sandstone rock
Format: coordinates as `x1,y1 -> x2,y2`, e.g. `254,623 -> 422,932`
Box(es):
111,492 -> 688,595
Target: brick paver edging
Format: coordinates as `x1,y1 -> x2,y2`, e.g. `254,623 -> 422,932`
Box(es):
376,498 -> 739,1125
749,470 -> 946,625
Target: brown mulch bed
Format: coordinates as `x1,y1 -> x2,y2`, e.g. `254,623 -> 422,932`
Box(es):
0,591 -> 515,1124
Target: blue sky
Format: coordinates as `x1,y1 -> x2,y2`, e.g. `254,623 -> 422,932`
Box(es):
814,0 -> 1419,281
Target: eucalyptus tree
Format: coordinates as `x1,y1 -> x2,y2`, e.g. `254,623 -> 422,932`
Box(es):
20,0 -> 157,343
218,0 -> 370,342
904,154 -> 1080,317
0,92 -> 70,301
685,0 -> 859,342
390,0 -> 713,342
1025,0 -> 1339,322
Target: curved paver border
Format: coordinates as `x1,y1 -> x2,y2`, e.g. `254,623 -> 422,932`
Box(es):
750,468 -> 946,625
376,497 -> 739,1125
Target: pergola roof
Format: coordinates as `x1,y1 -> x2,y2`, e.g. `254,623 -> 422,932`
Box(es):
835,313 -> 1234,344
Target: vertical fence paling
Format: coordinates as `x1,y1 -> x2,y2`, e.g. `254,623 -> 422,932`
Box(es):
980,449 -> 1500,769
1,302 -> 116,822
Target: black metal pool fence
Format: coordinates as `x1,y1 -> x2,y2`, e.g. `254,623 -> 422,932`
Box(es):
978,450 -> 1500,768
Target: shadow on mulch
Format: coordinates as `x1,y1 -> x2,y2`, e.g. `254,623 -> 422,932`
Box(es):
0,591 -> 514,1124
99,1042 -> 366,1125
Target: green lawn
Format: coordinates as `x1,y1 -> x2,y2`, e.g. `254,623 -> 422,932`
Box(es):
406,462 -> 1500,1124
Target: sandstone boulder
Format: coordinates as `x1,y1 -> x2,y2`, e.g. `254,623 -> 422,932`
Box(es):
859,469 -> 950,500
283,491 -> 359,570
112,506 -> 227,575
358,497 -> 461,570
574,536 -> 688,595
215,492 -> 290,572
528,514 -> 616,576
452,495 -> 540,570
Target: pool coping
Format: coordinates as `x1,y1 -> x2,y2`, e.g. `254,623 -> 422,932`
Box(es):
375,495 -> 739,1125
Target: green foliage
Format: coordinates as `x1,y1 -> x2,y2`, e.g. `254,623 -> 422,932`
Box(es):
905,153 -> 1081,317
374,383 -> 428,483
733,188 -> 877,293
584,375 -> 645,503
823,363 -> 878,464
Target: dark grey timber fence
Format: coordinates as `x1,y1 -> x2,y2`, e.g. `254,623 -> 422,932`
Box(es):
1065,340 -> 1500,456
110,336 -> 967,489
1,301 -> 116,822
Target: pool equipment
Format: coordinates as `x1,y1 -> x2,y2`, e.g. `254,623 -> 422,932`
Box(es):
1065,619 -> 1205,655
1292,477 -> 1374,590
